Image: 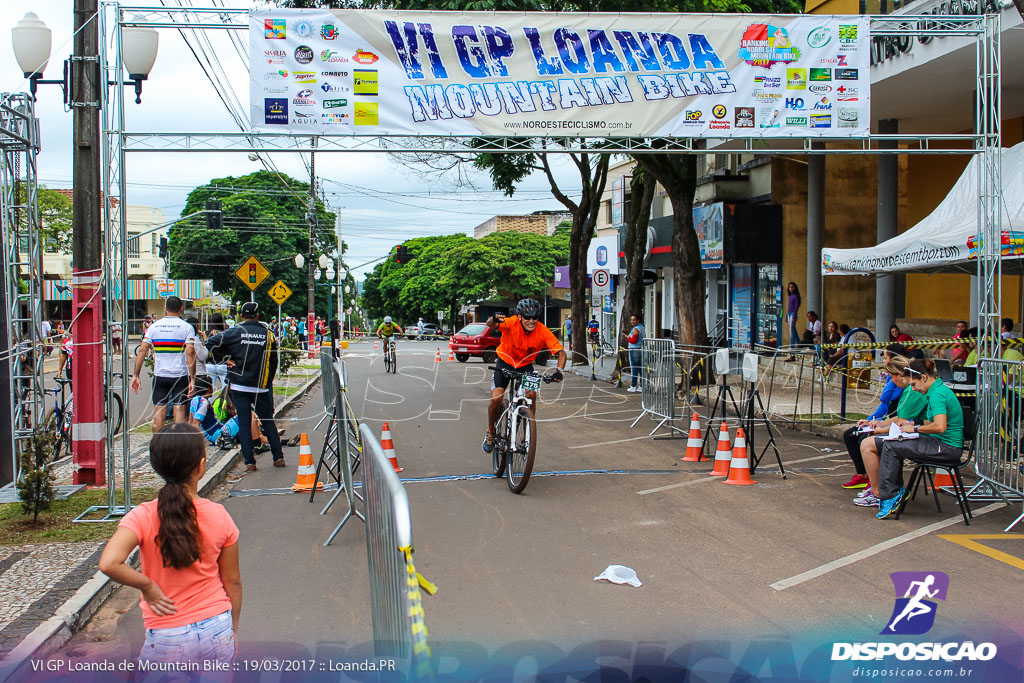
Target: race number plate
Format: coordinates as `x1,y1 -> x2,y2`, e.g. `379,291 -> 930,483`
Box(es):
522,374 -> 542,392
458,347 -> 467,352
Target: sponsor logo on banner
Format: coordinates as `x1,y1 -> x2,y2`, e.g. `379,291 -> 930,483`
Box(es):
321,49 -> 348,63
807,26 -> 832,48
264,49 -> 286,65
785,97 -> 805,110
264,19 -> 285,40
836,85 -> 859,101
808,84 -> 832,94
353,70 -> 379,95
294,45 -> 314,64
292,110 -> 318,125
753,75 -> 782,89
294,20 -> 313,38
264,98 -> 288,124
734,107 -> 755,127
354,49 -> 380,65
759,107 -> 781,128
812,96 -> 833,110
323,98 -> 348,109
810,113 -> 831,128
321,112 -> 350,125
838,24 -> 858,49
738,24 -> 801,67
786,116 -> 807,126
752,89 -> 782,103
817,54 -> 849,66
320,23 -> 338,40
264,70 -> 288,81
838,107 -> 859,127
296,89 -> 313,98
293,71 -> 317,83
831,571 -> 998,666
263,86 -> 288,94
292,93 -> 316,106
321,82 -> 349,93
836,68 -> 859,80
809,68 -> 831,81
712,104 -> 728,119
787,68 -> 807,89
684,109 -> 704,126
354,101 -> 378,125
321,71 -> 349,78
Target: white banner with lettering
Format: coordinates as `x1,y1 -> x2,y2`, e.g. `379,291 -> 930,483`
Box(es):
250,10 -> 870,138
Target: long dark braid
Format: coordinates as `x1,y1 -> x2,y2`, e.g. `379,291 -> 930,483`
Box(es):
150,423 -> 205,569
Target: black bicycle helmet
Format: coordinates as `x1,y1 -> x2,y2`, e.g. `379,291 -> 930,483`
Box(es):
516,298 -> 542,318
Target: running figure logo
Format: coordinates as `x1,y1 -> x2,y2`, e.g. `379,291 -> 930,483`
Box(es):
882,571 -> 949,635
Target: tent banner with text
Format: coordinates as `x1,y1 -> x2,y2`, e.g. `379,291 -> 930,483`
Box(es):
250,10 -> 870,138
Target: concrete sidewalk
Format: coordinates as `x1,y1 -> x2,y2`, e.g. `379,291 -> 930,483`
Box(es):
0,360 -> 324,680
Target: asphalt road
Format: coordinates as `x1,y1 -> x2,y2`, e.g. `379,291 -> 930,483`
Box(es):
59,340 -> 1024,679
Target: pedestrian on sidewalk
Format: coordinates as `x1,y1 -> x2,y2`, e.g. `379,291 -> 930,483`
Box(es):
786,282 -> 801,349
41,317 -> 52,356
626,313 -> 645,392
99,423 -> 242,667
206,301 -> 285,471
111,320 -> 123,356
130,296 -> 197,432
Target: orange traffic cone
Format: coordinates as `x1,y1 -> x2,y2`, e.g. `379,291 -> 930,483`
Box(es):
434,348 -> 442,363
381,422 -> 403,473
447,348 -> 456,361
709,421 -> 733,476
374,339 -> 379,350
932,468 -> 954,489
681,412 -> 705,461
724,428 -> 756,485
290,433 -> 324,492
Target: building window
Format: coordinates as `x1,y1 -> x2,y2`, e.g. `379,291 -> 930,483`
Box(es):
128,232 -> 140,258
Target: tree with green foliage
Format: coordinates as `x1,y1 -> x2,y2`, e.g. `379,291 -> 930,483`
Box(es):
16,431 -> 57,523
169,171 -> 344,319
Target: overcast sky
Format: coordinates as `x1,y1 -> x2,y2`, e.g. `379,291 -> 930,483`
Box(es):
2,1 -> 582,279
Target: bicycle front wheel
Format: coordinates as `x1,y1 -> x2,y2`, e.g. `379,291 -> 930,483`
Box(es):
106,391 -> 124,435
492,407 -> 508,478
506,405 -> 537,494
42,406 -> 65,466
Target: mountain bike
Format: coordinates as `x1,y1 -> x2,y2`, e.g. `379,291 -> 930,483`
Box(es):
590,333 -> 616,360
41,374 -> 125,467
489,365 -> 554,494
382,337 -> 398,374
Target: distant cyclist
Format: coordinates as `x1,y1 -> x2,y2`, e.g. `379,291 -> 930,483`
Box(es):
587,317 -> 600,345
376,316 -> 404,348
482,298 -> 566,453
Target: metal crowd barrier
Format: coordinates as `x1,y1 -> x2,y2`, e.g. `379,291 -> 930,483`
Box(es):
317,353 -> 365,546
632,338 -> 682,436
974,358 -> 1024,530
359,423 -> 433,676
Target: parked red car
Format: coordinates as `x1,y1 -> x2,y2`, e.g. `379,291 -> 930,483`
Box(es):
449,323 -> 500,363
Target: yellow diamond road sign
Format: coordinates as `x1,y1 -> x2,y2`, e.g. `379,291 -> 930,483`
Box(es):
268,280 -> 293,306
235,255 -> 270,291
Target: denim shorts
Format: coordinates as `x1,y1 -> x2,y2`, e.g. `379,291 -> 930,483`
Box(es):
138,609 -> 234,668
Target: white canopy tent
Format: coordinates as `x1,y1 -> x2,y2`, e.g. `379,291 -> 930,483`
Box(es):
822,141 -> 1024,276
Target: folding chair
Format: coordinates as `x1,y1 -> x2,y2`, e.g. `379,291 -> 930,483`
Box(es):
895,407 -> 975,526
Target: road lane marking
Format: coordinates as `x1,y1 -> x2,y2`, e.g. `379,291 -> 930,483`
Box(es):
769,503 -> 1004,591
569,435 -> 654,449
635,452 -> 843,494
938,533 -> 1024,571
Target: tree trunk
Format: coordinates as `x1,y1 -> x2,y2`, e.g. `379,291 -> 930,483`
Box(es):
615,169 -> 656,381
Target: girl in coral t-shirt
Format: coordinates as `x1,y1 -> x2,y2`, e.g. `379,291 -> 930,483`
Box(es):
99,423 -> 242,665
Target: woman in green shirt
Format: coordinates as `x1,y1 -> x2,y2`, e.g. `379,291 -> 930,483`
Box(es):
855,356 -> 928,508
875,358 -> 965,519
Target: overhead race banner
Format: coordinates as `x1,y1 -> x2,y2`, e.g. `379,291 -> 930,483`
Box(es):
250,10 -> 870,138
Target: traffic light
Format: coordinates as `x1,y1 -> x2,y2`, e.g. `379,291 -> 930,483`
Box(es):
205,199 -> 223,230
158,236 -> 168,259
395,245 -> 411,263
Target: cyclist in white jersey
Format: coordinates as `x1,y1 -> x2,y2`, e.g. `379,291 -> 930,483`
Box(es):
130,296 -> 196,431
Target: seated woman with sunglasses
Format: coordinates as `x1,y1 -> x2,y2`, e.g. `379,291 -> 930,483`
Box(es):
872,358 -> 964,519
482,298 -> 566,454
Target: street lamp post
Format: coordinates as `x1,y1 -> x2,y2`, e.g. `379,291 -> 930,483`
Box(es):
12,8 -> 157,485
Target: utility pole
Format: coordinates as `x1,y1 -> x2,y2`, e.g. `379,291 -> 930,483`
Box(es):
307,138 -> 317,358
72,0 -> 105,484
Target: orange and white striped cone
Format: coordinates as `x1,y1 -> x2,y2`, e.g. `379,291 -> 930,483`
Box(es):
381,422 -> 403,473
932,468 -> 954,489
723,428 -> 756,486
448,348 -> 456,361
709,421 -> 733,476
434,348 -> 442,363
290,434 -> 323,492
681,412 -> 706,461
374,339 -> 379,350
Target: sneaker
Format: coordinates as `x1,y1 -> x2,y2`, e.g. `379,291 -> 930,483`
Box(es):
842,474 -> 870,489
876,487 -> 906,519
482,432 -> 494,454
627,386 -> 638,393
856,487 -> 875,499
853,493 -> 880,507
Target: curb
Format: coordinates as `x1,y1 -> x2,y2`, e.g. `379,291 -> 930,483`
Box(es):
0,369 -> 323,681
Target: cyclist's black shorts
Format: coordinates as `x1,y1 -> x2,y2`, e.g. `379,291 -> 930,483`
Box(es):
153,375 -> 190,406
491,358 -> 532,391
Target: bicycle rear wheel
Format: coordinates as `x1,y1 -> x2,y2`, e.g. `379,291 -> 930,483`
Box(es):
491,406 -> 508,478
506,405 -> 537,494
106,391 -> 124,435
41,406 -> 65,466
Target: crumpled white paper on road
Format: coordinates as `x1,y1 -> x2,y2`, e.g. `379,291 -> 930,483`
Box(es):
594,564 -> 642,587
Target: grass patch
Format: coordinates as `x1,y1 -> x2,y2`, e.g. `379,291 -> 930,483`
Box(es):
273,385 -> 301,397
0,487 -> 158,545
130,423 -> 153,434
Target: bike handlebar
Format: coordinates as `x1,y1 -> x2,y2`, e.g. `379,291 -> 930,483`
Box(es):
487,366 -> 557,383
